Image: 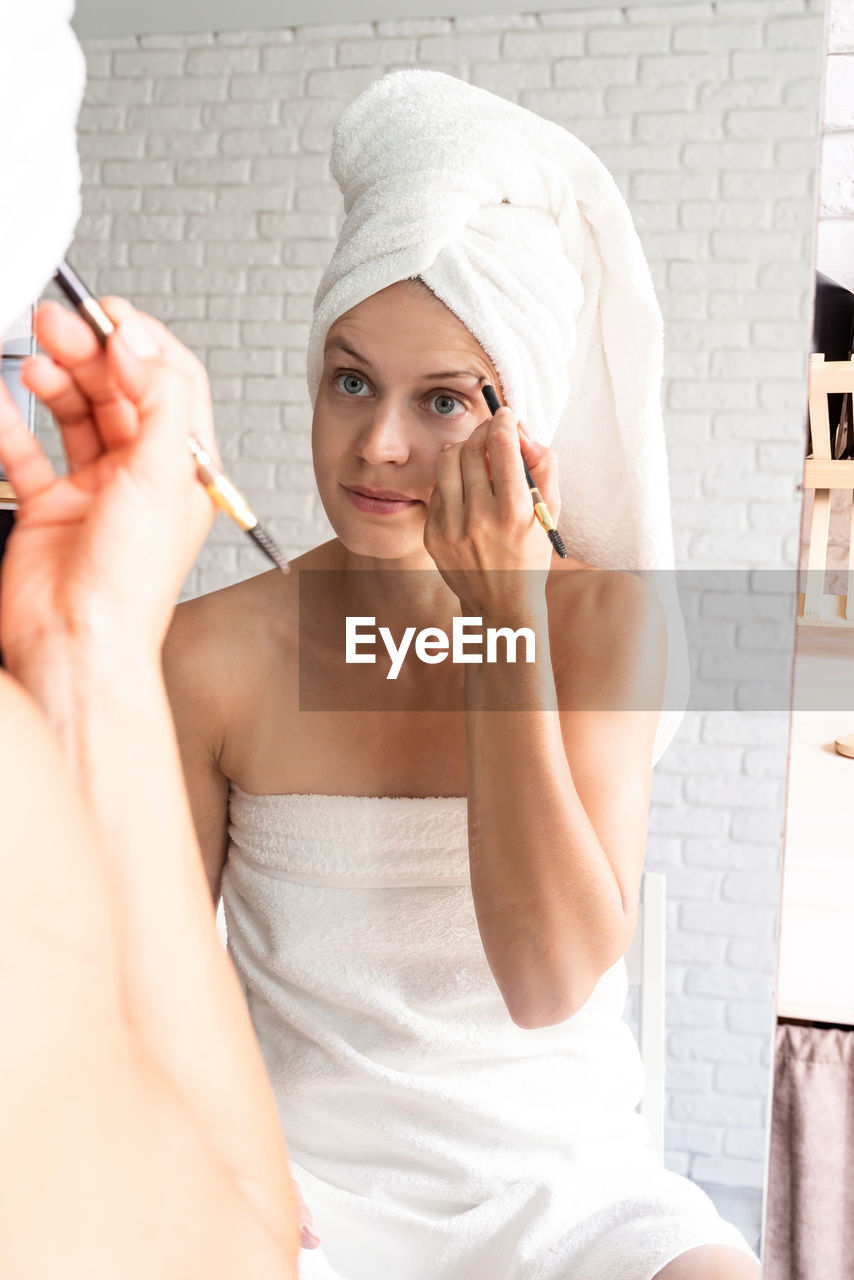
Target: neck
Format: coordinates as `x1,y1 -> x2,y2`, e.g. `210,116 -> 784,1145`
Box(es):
326,539 -> 462,630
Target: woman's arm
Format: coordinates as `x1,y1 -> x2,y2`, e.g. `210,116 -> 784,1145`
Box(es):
463,570 -> 666,1029
424,407 -> 666,1030
0,300 -> 298,1261
0,671 -> 296,1279
16,627 -> 298,1233
162,596 -> 233,904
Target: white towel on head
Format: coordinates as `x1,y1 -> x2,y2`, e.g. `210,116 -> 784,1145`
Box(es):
0,0 -> 84,335
308,69 -> 689,761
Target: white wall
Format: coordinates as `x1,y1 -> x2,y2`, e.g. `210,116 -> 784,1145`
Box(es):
816,0 -> 854,288
72,0 -> 756,40
45,0 -> 826,1234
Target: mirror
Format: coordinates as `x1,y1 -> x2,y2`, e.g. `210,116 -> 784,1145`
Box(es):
764,0 -> 854,1268
35,0 -> 829,1268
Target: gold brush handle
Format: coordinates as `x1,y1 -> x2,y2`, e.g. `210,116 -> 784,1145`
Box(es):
528,483 -> 557,533
532,500 -> 557,533
187,436 -> 258,531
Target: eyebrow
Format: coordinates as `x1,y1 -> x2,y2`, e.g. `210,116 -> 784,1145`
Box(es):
325,339 -> 486,384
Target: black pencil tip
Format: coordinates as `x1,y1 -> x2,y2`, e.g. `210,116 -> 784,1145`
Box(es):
481,385 -> 501,415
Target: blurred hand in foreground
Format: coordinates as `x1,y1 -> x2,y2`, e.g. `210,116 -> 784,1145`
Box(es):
0,297 -> 219,673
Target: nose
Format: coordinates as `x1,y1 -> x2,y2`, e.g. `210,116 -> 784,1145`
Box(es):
354,397 -> 412,466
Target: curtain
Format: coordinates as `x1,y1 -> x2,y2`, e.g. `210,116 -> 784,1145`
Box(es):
764,1019 -> 854,1279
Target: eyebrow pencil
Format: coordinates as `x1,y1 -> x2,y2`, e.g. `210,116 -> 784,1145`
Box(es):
52,259 -> 290,574
481,384 -> 567,559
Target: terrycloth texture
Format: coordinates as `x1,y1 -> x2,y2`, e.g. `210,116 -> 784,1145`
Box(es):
222,787 -> 758,1280
306,70 -> 689,764
0,0 -> 84,334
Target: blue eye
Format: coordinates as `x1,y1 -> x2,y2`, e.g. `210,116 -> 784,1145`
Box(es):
430,394 -> 464,417
336,373 -> 370,396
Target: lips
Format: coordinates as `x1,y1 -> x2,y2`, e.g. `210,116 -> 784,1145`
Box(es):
342,484 -> 421,515
344,485 -> 418,501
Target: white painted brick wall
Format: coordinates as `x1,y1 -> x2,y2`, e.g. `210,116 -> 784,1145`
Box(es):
38,0 -> 824,1221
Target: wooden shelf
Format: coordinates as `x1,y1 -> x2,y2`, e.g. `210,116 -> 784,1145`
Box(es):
797,593 -> 854,624
804,458 -> 854,489
799,355 -> 854,625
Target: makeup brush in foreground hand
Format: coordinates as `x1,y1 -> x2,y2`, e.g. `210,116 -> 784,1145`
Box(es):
53,258 -> 290,574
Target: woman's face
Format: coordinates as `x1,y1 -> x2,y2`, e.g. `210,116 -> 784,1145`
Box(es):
312,280 -> 502,562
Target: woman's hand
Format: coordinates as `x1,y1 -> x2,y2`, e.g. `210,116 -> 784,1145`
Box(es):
0,297 -> 219,675
423,406 -> 561,619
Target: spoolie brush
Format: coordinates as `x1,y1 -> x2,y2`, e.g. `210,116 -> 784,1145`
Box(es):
53,258 -> 289,574
185,438 -> 290,573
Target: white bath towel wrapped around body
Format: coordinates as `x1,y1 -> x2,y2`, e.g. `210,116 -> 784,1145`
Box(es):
222,786 -> 757,1280
307,69 -> 689,764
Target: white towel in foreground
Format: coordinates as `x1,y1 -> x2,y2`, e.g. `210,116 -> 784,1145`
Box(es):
307,71 -> 689,762
0,0 -> 84,335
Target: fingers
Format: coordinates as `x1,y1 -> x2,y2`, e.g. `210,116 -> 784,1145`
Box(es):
35,302 -> 140,451
36,299 -> 102,363
517,420 -> 560,520
34,297 -> 204,454
0,377 -> 56,502
104,298 -> 219,459
434,412 -> 526,528
433,410 -> 561,548
22,354 -> 103,474
459,417 -> 498,508
106,335 -> 209,485
478,408 -> 528,508
428,419 -> 492,549
33,296 -> 219,480
105,307 -> 221,470
102,296 -> 200,380
433,438 -> 465,509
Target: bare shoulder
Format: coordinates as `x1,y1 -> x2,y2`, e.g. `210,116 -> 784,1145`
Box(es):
165,569 -> 290,668
162,542 -> 335,738
162,568 -> 292,747
163,539 -> 338,673
545,558 -> 667,690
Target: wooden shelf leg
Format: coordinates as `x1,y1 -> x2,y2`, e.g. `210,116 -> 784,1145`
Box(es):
804,489 -> 831,620
847,493 -> 854,622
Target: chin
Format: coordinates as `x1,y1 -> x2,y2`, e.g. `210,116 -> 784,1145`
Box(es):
319,485 -> 431,562
337,521 -> 425,562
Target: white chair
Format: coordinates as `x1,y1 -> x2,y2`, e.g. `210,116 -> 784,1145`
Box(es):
625,871 -> 667,1165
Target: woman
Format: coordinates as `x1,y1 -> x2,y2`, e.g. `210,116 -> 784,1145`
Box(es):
164,71 -> 759,1280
